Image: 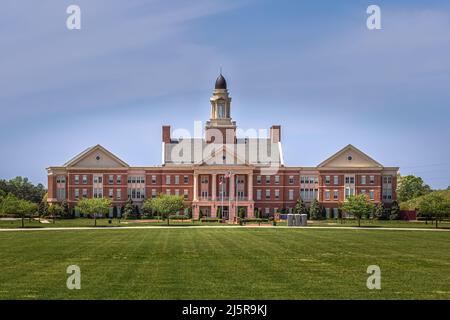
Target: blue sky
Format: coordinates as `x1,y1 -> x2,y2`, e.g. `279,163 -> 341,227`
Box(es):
1,0 -> 450,189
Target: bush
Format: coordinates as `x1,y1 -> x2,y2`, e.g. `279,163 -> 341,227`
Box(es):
200,218 -> 221,223
169,215 -> 189,220
242,218 -> 269,224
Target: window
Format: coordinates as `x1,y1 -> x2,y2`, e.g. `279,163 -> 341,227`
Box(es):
265,176 -> 270,184
325,190 -> 330,200
256,176 -> 262,184
333,176 -> 339,185
117,175 -> 122,184
314,177 -> 319,184
152,175 -> 157,184
300,176 -> 304,184
94,188 -> 103,198
275,176 -> 280,184
109,175 -> 114,185
265,189 -> 270,199
361,176 -> 366,185
383,188 -> 392,200
184,189 -> 188,199
166,175 -> 171,185
82,189 -> 87,198
56,176 -> 66,184
350,177 -> 355,184
369,190 -> 375,200
166,189 -> 171,195
370,176 -> 375,184
333,190 -> 339,200
289,176 -> 294,184
325,176 -> 330,184
82,175 -> 88,184
74,189 -> 79,199
275,189 -> 280,199
175,175 -> 180,184
75,175 -> 80,184
289,190 -> 294,201
383,176 -> 392,184
175,189 -> 180,196
152,189 -> 157,198
116,189 -> 121,200
57,188 -> 66,200
265,208 -> 270,215
360,189 -> 366,195
184,176 -> 189,184
300,188 -> 305,199
345,188 -> 354,198
256,190 -> 262,200
109,189 -> 113,198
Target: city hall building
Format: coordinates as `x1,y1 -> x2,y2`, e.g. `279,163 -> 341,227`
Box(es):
47,74 -> 399,220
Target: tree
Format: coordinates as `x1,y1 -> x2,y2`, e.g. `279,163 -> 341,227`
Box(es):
142,199 -> 153,218
216,206 -> 222,219
0,194 -> 37,227
418,193 -> 450,228
76,198 -> 111,227
309,199 -> 322,220
123,198 -> 134,221
60,200 -> 70,218
238,207 -> 246,219
389,201 -> 400,220
294,197 -> 308,215
0,176 -> 46,203
38,193 -> 49,218
397,175 -> 431,202
147,194 -> 184,225
373,202 -> 384,220
48,203 -> 63,222
341,194 -> 374,227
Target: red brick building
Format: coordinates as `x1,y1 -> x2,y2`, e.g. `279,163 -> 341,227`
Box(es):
47,74 -> 398,220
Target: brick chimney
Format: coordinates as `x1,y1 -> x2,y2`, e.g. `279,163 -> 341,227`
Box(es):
270,125 -> 281,143
162,125 -> 171,143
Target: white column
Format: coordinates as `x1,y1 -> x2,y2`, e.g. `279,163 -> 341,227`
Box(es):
229,173 -> 235,221
193,174 -> 198,201
248,173 -> 253,201
212,174 -> 217,201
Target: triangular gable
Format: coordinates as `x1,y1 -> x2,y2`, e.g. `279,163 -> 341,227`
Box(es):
197,144 -> 248,166
64,145 -> 129,168
318,144 -> 382,168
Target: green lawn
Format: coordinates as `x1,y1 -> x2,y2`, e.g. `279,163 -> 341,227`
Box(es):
1,218 -> 449,229
1,228 -> 450,299
0,218 -> 229,229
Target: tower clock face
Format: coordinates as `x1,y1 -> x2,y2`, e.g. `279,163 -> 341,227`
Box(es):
217,102 -> 225,118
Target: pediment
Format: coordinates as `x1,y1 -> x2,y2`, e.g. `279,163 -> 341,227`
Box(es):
64,145 -> 129,168
318,144 -> 382,168
198,144 -> 248,166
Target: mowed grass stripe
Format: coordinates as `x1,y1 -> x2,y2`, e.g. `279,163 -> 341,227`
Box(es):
0,228 -> 450,299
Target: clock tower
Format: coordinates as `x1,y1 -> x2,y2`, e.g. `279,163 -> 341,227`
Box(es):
205,73 -> 237,144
